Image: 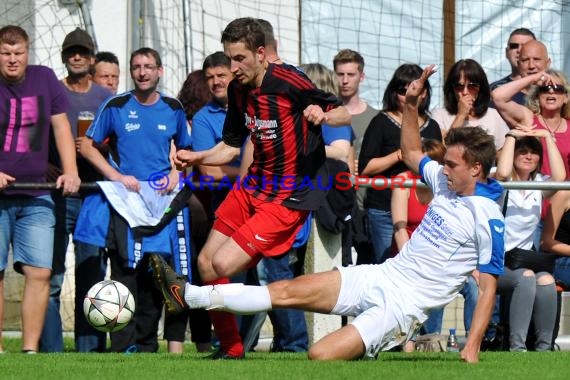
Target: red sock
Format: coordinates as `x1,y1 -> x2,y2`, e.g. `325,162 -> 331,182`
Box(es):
205,278 -> 244,356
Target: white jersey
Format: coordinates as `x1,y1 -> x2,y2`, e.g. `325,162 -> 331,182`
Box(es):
333,157 -> 505,358
377,158 -> 505,310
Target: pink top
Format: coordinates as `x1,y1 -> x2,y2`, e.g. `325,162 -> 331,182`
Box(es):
533,115 -> 570,178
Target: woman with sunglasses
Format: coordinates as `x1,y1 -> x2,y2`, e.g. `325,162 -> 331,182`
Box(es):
432,59 -> 510,150
358,64 -> 442,265
492,69 -> 570,178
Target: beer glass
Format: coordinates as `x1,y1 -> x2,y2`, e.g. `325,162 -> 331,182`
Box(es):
77,111 -> 95,137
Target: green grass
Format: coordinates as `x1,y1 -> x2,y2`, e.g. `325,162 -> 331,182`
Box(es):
1,338 -> 570,380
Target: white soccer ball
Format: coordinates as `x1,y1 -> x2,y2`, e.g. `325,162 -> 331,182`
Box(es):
83,280 -> 135,333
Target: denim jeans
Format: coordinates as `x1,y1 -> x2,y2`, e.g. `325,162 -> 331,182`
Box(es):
366,208 -> 393,264
421,308 -> 444,334
0,195 -> 55,271
554,256 -> 570,288
262,250 -> 308,352
40,195 -> 106,353
459,275 -> 478,333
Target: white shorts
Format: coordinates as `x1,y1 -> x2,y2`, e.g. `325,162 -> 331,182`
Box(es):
333,265 -> 425,359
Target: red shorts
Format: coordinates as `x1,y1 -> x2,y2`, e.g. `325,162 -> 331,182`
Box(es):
213,187 -> 309,259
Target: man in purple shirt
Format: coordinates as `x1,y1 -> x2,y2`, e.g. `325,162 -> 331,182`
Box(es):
0,25 -> 80,353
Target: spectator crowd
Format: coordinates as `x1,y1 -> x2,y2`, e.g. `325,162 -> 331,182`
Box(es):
1,20 -> 570,360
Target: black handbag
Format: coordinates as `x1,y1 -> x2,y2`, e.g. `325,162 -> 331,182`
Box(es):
504,247 -> 556,273
502,190 -> 556,273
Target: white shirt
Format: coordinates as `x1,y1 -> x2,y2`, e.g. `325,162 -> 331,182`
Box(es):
431,107 -> 510,149
501,173 -> 546,251
378,158 -> 505,310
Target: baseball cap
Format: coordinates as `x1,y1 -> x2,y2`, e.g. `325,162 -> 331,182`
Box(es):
62,27 -> 94,53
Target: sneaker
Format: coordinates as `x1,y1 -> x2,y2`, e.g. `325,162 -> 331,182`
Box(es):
148,254 -> 188,313
204,348 -> 245,360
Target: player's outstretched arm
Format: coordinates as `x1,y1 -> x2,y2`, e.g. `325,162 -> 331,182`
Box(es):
303,105 -> 352,126
175,141 -> 240,171
461,272 -> 497,363
401,65 -> 437,174
324,105 -> 352,126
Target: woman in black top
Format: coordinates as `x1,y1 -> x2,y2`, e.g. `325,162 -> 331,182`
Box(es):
358,64 -> 442,264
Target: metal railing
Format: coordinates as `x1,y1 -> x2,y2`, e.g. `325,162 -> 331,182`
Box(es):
7,179 -> 570,191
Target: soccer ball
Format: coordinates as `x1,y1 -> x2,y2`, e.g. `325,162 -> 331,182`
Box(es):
83,280 -> 135,333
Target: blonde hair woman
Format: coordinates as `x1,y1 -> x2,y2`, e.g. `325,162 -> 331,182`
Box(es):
492,69 -> 570,177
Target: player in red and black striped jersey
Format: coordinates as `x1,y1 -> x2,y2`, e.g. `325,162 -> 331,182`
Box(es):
173,17 -> 350,359
175,17 -> 349,271
223,62 -> 341,209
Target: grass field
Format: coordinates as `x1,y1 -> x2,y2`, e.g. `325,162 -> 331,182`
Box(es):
1,338 -> 570,380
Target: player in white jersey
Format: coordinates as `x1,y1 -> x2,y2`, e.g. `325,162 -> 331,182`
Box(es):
150,65 -> 505,363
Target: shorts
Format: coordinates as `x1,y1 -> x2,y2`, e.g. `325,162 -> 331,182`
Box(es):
213,187 -> 309,258
0,195 -> 55,273
163,311 -> 188,342
333,265 -> 424,359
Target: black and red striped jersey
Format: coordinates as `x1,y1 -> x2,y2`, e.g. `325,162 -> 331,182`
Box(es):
222,63 -> 341,210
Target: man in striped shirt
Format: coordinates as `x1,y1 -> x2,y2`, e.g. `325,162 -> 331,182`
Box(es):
153,17 -> 350,359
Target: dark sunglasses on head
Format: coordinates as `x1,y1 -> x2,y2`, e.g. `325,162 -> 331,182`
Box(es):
454,82 -> 480,92
395,87 -> 408,96
538,84 -> 566,94
508,42 -> 520,50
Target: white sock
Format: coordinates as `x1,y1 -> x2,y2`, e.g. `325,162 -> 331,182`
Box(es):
222,284 -> 272,314
184,283 -> 272,314
184,284 -> 213,309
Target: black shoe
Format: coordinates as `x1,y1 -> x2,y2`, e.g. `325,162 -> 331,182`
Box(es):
148,254 -> 187,314
203,348 -> 245,360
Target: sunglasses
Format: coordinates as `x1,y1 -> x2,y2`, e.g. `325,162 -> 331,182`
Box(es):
395,87 -> 408,96
63,46 -> 93,57
508,42 -> 520,50
454,82 -> 480,92
538,84 -> 566,94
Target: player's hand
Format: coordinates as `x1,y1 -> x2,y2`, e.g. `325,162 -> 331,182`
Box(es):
0,172 -> 15,190
175,149 -> 201,171
303,104 -> 327,125
460,347 -> 479,364
56,173 -> 81,196
406,65 -> 437,105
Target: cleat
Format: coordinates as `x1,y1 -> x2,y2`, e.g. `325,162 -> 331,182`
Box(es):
148,254 -> 188,313
203,348 -> 245,360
